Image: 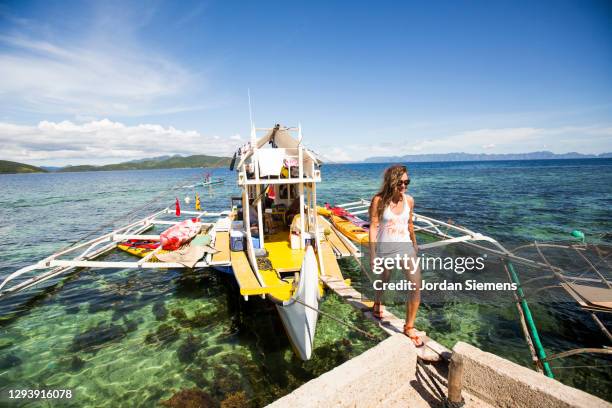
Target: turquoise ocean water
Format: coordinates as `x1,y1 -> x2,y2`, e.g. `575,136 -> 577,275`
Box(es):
0,159 -> 610,406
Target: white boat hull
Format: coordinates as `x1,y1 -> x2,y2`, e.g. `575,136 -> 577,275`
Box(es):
276,246 -> 319,360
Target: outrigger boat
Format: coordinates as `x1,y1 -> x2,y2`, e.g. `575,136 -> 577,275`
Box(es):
1,141 -> 609,369
181,176 -> 224,189
0,123 -> 359,362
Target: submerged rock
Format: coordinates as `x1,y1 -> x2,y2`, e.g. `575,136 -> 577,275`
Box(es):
212,366 -> 241,396
170,308 -> 188,322
177,334 -> 201,363
221,391 -> 250,408
153,301 -> 168,321
160,388 -> 216,408
70,355 -> 85,371
70,322 -> 127,353
123,318 -> 139,333
144,324 -> 180,346
300,339 -> 353,377
157,324 -> 180,344
170,307 -> 217,329
0,354 -> 22,369
185,367 -> 210,389
182,309 -> 216,329
204,345 -> 223,358
0,338 -> 14,350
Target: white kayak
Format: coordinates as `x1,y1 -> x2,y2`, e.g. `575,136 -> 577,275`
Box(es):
276,245 -> 319,360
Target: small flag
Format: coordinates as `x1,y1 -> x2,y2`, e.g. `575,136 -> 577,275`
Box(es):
195,193 -> 201,211
175,198 -> 181,216
268,185 -> 276,200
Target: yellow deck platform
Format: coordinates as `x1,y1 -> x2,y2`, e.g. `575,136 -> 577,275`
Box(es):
264,229 -> 305,272
319,241 -> 344,281
230,250 -> 266,296
211,231 -> 230,264
229,244 -> 294,299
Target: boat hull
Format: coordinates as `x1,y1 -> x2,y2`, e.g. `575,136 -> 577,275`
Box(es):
275,246 -> 319,360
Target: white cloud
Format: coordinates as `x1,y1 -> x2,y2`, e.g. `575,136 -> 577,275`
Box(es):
0,119 -> 241,165
315,125 -> 612,161
0,33 -> 207,117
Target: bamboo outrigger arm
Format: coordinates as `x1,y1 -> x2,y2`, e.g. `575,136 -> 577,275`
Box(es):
333,198 -> 611,378
0,207 -> 232,298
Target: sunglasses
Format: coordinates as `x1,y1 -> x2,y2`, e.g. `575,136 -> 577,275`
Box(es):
397,179 -> 410,187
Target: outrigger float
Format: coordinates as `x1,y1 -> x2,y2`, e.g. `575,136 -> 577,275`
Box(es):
1,125 -> 610,371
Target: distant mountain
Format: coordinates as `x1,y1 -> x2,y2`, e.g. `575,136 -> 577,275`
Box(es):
40,166 -> 62,171
122,155 -> 178,164
0,160 -> 47,174
363,151 -> 612,163
58,154 -> 231,172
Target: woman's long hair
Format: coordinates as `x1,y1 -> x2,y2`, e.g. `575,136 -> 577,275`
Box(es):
371,164 -> 408,221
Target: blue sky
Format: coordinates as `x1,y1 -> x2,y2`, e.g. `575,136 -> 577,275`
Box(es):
0,0 -> 611,165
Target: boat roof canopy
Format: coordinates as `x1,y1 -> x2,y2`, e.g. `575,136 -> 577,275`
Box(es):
236,124 -> 323,169
256,125 -> 300,149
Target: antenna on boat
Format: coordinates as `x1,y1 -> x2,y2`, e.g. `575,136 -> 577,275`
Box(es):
248,89 -> 256,144
298,122 -> 303,144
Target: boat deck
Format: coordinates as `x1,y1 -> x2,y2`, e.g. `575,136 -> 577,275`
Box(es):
318,216 -> 355,257
319,241 -> 344,281
230,250 -> 266,296
211,231 -> 230,264
265,229 -> 305,272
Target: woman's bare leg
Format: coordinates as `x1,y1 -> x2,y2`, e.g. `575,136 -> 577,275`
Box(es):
404,263 -> 422,344
374,267 -> 391,304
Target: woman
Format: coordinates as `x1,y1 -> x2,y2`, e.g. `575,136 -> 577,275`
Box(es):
369,164 -> 423,347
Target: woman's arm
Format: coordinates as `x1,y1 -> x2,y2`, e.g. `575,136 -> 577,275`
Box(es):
408,195 -> 418,252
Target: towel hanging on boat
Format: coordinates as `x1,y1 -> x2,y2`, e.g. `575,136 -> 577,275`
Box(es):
258,149 -> 285,177
156,238 -> 218,268
267,185 -> 276,200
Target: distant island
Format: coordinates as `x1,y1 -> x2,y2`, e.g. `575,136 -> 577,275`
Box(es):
0,160 -> 48,174
0,154 -> 231,174
3,151 -> 611,174
363,151 -> 612,163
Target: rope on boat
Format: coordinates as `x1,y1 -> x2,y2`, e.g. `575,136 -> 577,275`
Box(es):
292,298 -> 385,341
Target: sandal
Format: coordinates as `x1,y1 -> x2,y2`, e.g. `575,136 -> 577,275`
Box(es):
372,301 -> 384,319
404,324 -> 424,348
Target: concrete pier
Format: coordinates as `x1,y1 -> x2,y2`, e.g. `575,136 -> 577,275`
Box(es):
267,334 -> 492,408
453,342 -> 611,408
267,335 -> 610,408
268,276 -> 612,408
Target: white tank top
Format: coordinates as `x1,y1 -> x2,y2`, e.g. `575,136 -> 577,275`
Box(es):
376,195 -> 412,244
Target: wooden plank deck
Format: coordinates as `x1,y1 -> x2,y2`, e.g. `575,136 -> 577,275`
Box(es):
320,275 -> 451,362
318,216 -> 352,257
230,250 -> 267,296
319,241 -> 345,281
211,231 -> 230,264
